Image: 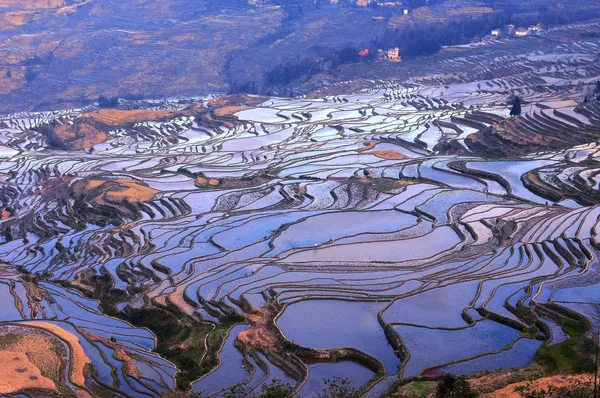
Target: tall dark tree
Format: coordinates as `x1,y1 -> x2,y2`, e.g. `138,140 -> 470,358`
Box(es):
25,67 -> 38,83
510,96 -> 522,117
595,79 -> 600,94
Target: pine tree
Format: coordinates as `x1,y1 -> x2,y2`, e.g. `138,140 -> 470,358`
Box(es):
595,79 -> 600,93
510,96 -> 522,117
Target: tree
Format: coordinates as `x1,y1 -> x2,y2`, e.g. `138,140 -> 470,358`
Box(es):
222,382 -> 251,398
257,379 -> 296,398
161,391 -> 204,398
435,375 -> 478,398
595,79 -> 600,94
510,96 -> 522,117
25,67 -> 38,83
317,377 -> 358,398
98,95 -> 119,108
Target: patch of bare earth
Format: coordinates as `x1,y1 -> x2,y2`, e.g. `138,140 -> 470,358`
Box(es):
483,374 -> 593,397
2,334 -> 62,381
207,94 -> 267,110
21,321 -> 91,388
0,351 -> 56,394
369,150 -> 409,160
54,122 -> 108,150
83,109 -> 177,126
196,176 -> 221,188
104,178 -> 160,203
73,177 -> 160,204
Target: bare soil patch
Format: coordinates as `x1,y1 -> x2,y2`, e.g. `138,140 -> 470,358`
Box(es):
84,109 -> 176,126
21,321 -> 91,387
0,350 -> 56,394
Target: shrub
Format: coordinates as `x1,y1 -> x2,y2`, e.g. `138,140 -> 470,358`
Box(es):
317,377 -> 358,398
25,67 -> 38,83
435,375 -> 477,398
257,379 -> 296,398
98,95 -> 119,108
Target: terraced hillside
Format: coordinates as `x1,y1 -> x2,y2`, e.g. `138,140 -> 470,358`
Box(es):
2,0 -> 600,115
1,19 -> 600,398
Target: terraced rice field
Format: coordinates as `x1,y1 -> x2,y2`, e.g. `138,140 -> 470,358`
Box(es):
1,20 -> 600,397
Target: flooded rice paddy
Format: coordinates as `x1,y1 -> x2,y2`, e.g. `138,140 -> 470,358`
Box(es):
1,19 -> 600,397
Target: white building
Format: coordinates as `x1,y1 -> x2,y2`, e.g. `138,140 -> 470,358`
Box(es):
531,23 -> 543,32
386,47 -> 401,61
515,28 -> 529,37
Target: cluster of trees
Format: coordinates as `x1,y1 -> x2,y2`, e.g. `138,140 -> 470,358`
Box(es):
98,95 -> 120,108
230,1 -> 600,95
482,0 -> 600,27
382,3 -> 600,59
20,54 -> 53,66
25,67 -> 39,83
21,54 -> 54,84
582,80 -> 600,103
167,377 -> 359,398
264,58 -> 322,90
170,375 -> 481,398
231,44 -> 372,94
510,96 -> 522,117
35,125 -> 69,150
435,375 -> 477,398
251,11 -> 496,93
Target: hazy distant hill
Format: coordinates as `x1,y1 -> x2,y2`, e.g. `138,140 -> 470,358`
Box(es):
0,0 -> 599,113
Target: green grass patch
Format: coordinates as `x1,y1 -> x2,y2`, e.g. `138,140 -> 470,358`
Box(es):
534,320 -> 595,374
0,333 -> 20,348
67,274 -> 247,390
561,319 -> 587,338
114,305 -> 241,389
392,380 -> 437,397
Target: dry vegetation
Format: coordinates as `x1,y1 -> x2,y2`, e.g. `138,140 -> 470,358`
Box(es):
370,149 -> 409,160
208,94 -> 268,115
37,108 -> 188,150
0,1 -> 285,112
0,0 -> 89,30
0,0 -> 65,8
0,351 -> 56,394
54,123 -> 108,150
484,374 -> 593,397
388,5 -> 492,28
83,109 -> 176,126
74,178 -> 160,203
196,176 -> 221,187
3,335 -> 62,381
21,321 -> 91,387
